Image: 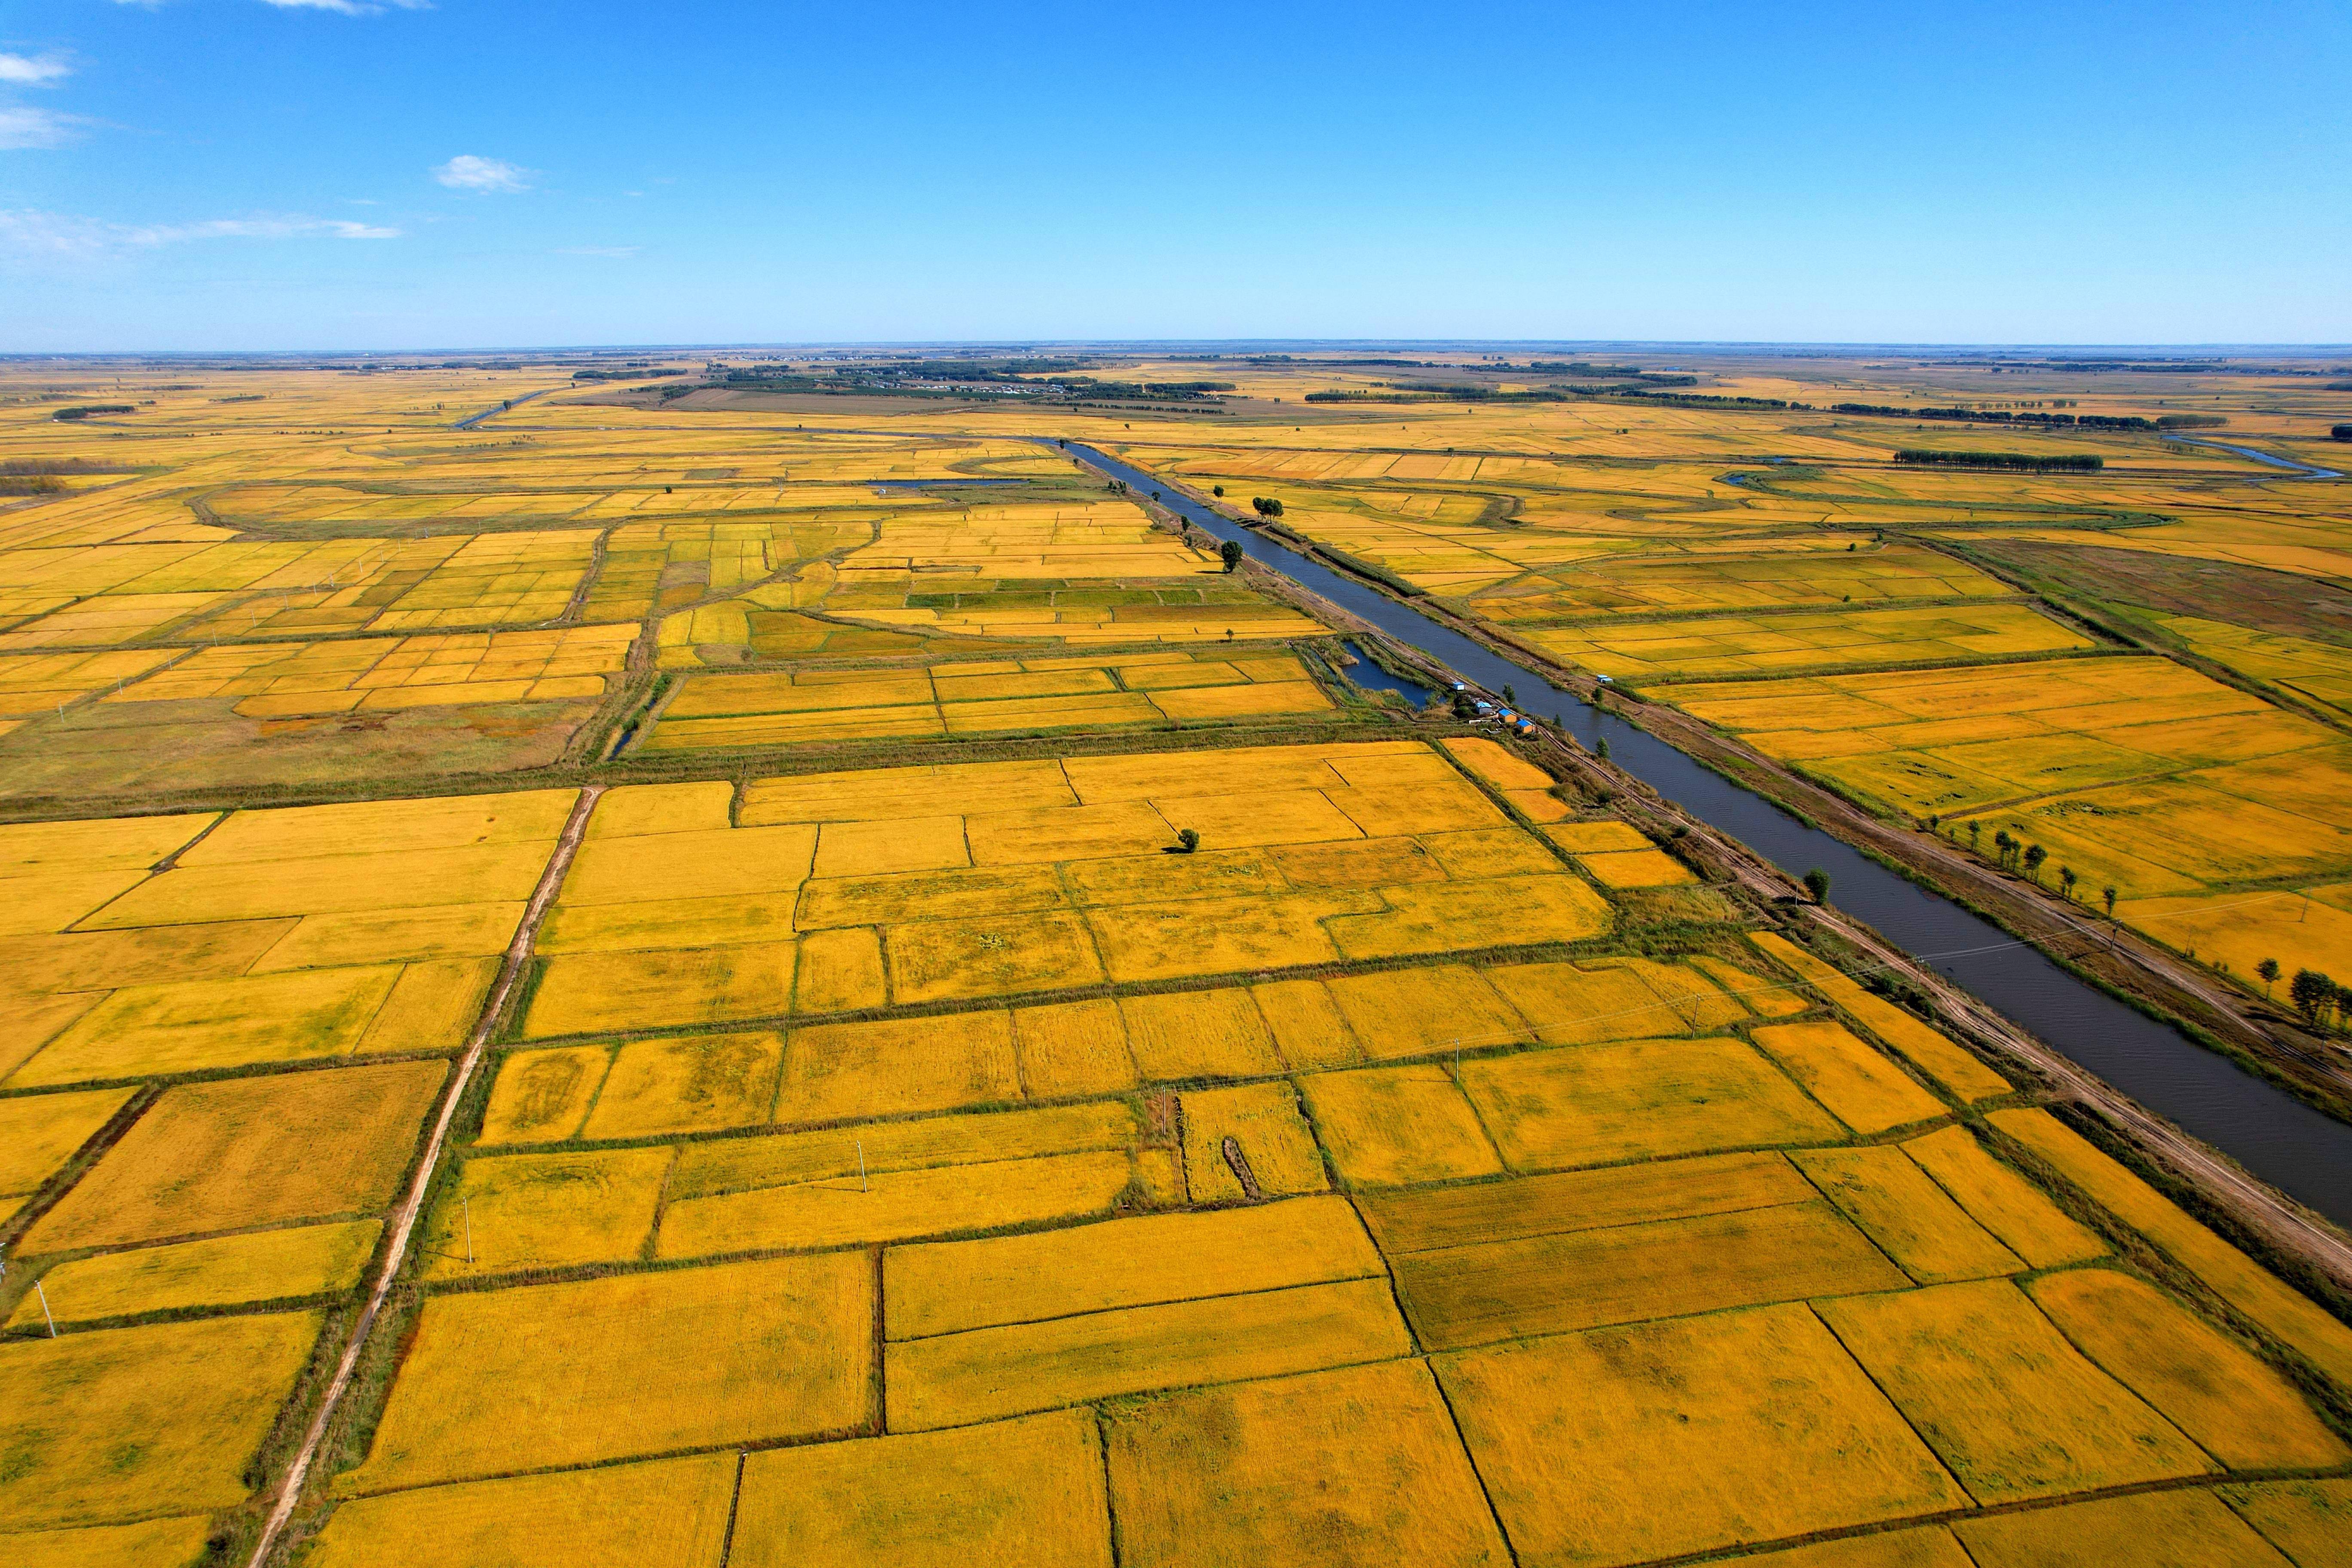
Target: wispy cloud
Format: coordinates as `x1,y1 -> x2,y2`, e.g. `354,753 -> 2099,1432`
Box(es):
0,106 -> 91,149
556,245 -> 637,258
0,52 -> 73,86
0,208 -> 400,256
432,153 -> 530,193
258,0 -> 433,13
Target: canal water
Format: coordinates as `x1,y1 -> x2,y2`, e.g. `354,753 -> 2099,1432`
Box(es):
1066,441 -> 2352,1222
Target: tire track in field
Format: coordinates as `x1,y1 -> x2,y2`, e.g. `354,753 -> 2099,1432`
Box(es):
245,782 -> 604,1568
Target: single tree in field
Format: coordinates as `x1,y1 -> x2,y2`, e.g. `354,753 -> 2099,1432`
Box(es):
1993,829 -> 2015,867
2023,843 -> 2047,884
1968,821 -> 1981,853
2257,957 -> 2281,997
2290,968 -> 2336,1025
2058,865 -> 2077,901
1212,484 -> 1224,496
2102,885 -> 2118,918
1219,539 -> 1243,573
1174,828 -> 1200,855
1804,868 -> 1832,904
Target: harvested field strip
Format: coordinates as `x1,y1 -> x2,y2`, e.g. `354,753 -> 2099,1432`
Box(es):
884,1274 -> 1413,1431
1392,1198 -> 1908,1349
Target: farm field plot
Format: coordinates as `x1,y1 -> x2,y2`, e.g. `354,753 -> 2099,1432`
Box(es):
521,740 -> 1621,1038
0,789 -> 566,1085
5,361 -> 2352,1567
1657,657 -> 2352,977
1462,539 -> 2015,623
1516,601 -> 2091,683
640,644 -> 1332,750
106,622 -> 634,717
2159,613 -> 2352,720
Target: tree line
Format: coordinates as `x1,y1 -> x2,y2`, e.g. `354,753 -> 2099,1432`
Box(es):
1833,402 -> 2157,431
1895,449 -> 2103,472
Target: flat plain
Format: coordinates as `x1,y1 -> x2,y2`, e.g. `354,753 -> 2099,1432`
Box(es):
0,352 -> 2346,1568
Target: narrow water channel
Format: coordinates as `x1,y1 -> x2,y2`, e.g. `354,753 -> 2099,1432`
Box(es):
1069,442 -> 2352,1222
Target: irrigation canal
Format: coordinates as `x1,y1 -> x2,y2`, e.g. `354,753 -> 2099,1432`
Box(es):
1065,441 -> 2352,1224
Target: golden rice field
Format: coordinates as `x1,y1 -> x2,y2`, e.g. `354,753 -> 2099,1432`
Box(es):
1461,539 -> 2015,623
2161,613 -> 2352,722
2,361 -> 2349,1567
0,382 -> 1330,798
518,741 -> 1620,1038
1655,656 -> 2352,980
1516,601 -> 2092,683
100,622 -> 633,717
642,646 -> 1333,750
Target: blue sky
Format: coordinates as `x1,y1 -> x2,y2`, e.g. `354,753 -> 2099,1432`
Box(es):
2,0 -> 2346,350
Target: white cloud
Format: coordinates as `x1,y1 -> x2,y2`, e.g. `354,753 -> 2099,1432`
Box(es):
0,106 -> 89,150
0,52 -> 72,86
141,215 -> 401,241
0,208 -> 399,256
258,0 -> 432,12
433,153 -> 530,193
